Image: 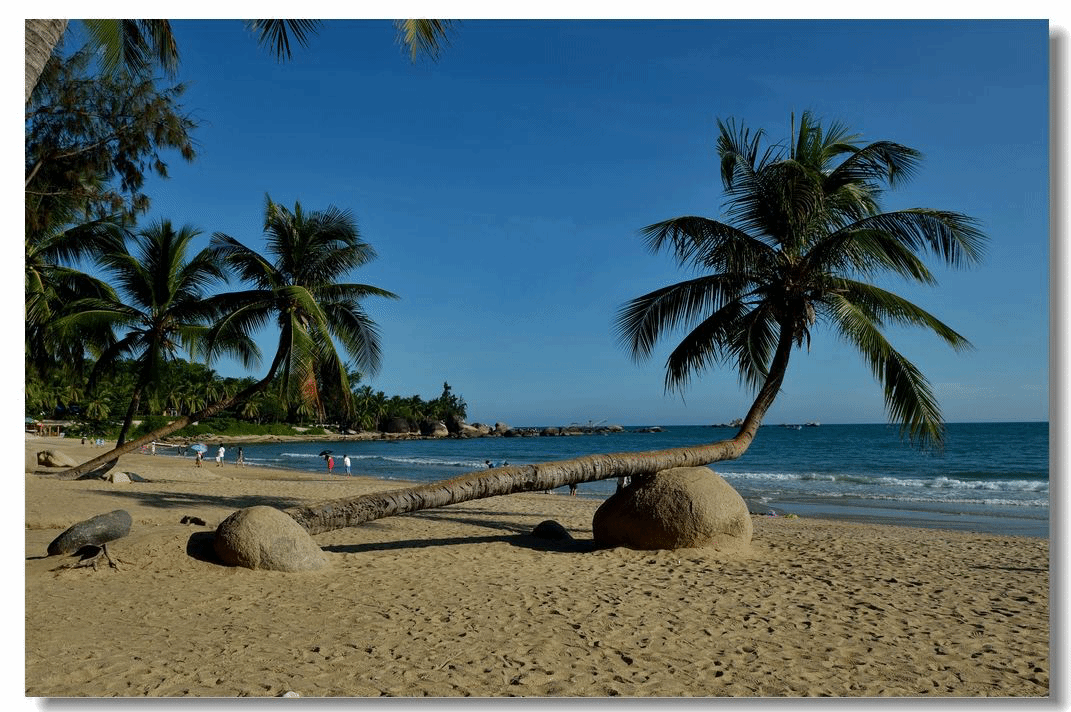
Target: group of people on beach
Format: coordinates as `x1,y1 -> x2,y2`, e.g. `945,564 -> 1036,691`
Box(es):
193,444 -> 245,468
324,454 -> 352,475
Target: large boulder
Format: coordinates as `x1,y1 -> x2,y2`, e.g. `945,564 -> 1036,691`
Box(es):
457,424 -> 483,438
381,417 -> 412,434
37,450 -> 77,467
592,467 -> 752,551
419,419 -> 449,438
444,413 -> 465,435
214,506 -> 328,572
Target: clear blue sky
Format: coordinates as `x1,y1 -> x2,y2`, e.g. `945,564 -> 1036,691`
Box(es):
58,19 -> 1056,426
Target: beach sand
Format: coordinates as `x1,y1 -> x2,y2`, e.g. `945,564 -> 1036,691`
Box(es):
24,435 -> 1049,697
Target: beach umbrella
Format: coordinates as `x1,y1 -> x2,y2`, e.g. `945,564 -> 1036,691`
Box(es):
318,449 -> 333,456
191,443 -> 208,453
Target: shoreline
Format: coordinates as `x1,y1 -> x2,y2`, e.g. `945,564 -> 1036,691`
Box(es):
23,435 -> 1049,697
33,432 -> 1050,540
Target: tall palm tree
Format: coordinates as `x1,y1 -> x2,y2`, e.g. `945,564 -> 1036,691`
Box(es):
57,219 -> 253,445
56,196 -> 397,479
207,195 -> 398,421
284,113 -> 986,536
25,19 -> 455,103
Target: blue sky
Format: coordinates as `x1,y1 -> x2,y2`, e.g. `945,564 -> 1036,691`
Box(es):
42,19 -> 1054,426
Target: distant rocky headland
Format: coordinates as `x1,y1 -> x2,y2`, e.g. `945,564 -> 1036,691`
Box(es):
167,420 -> 665,445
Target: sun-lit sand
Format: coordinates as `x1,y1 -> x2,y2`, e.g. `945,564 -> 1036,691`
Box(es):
24,434 -> 1049,697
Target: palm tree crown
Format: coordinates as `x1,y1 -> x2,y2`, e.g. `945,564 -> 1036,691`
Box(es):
208,195 -> 398,420
616,112 -> 986,447
58,219 -> 248,443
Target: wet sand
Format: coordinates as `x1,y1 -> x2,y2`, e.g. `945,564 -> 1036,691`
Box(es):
24,435 -> 1049,697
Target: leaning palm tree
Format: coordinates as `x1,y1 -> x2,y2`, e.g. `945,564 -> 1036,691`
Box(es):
282,112 -> 986,535
56,219 -> 252,446
55,196 -> 397,479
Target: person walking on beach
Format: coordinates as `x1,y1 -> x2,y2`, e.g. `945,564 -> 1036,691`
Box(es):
237,447 -> 244,467
343,454 -> 351,475
216,444 -> 225,467
327,455 -> 334,473
569,483 -> 578,497
195,450 -> 203,467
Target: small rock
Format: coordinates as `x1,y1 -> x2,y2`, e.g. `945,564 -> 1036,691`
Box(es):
47,510 -> 133,556
532,520 -> 573,541
37,450 -> 77,467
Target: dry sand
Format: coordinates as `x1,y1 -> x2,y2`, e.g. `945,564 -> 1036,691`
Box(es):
23,435 -> 1049,697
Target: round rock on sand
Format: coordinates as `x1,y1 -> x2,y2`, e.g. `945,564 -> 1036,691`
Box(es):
532,520 -> 573,541
214,506 -> 328,571
592,466 -> 752,551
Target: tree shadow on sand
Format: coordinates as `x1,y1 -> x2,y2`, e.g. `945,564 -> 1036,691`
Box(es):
321,533 -> 599,555
88,488 -> 307,512
321,507 -> 601,554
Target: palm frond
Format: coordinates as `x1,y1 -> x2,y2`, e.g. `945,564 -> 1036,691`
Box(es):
394,19 -> 455,62
844,209 -> 986,268
247,20 -> 321,61
826,141 -> 923,191
661,299 -> 746,392
319,300 -> 385,377
821,279 -> 973,351
615,274 -> 750,361
640,216 -> 778,273
827,293 -> 946,447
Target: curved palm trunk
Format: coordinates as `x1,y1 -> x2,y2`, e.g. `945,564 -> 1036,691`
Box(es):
25,19 -> 68,103
287,325 -> 796,535
115,388 -> 144,447
54,344 -> 289,480
116,368 -> 155,447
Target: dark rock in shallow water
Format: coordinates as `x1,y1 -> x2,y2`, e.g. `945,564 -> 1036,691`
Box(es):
47,509 -> 132,556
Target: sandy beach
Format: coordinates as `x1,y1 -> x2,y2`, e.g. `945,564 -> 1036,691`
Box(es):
24,434 -> 1049,697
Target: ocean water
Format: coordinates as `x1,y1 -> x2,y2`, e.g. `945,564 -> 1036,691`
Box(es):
185,422 -> 1049,538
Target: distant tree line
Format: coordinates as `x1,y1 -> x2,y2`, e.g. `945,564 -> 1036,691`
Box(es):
26,356 -> 467,439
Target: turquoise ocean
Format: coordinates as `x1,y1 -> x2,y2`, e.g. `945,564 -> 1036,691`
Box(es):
184,422 -> 1049,538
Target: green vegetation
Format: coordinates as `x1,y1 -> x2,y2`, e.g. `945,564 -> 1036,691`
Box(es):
30,358 -> 468,440
25,38 -> 469,471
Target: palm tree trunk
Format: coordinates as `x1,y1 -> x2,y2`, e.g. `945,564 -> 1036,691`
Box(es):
115,387 -> 143,447
116,366 -> 156,446
53,343 -> 290,480
26,19 -> 68,103
287,324 -> 797,535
